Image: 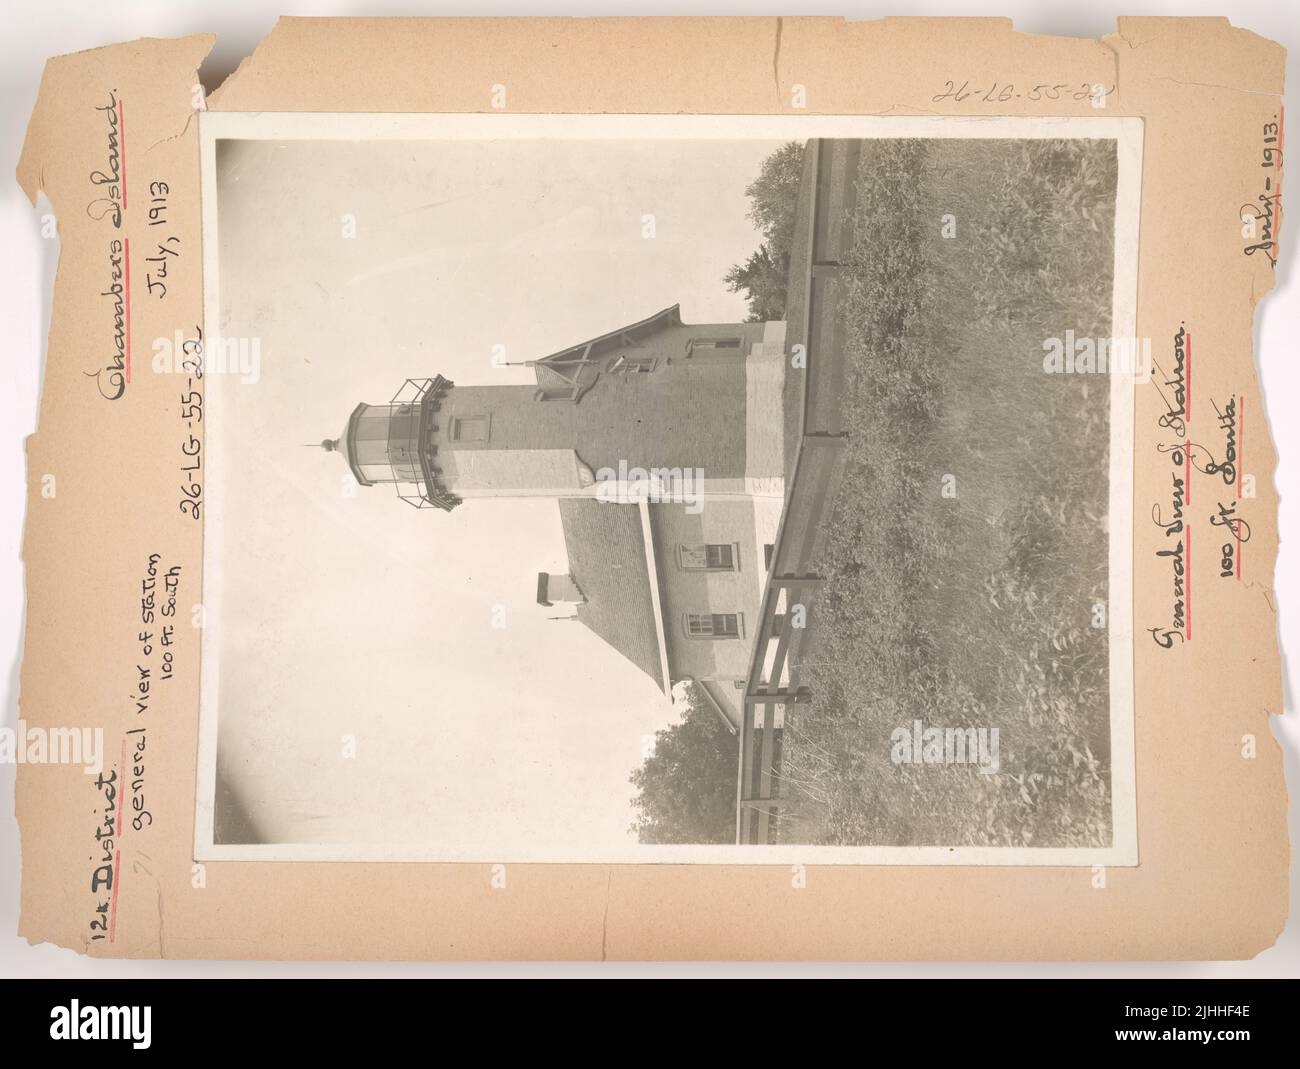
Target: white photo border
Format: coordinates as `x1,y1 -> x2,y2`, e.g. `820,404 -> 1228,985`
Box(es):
196,112 -> 1142,866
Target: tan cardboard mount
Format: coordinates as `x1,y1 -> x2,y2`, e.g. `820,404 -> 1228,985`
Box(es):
14,16 -> 1290,959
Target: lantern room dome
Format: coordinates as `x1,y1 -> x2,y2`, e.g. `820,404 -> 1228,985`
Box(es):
320,428 -> 350,460
318,403 -> 373,485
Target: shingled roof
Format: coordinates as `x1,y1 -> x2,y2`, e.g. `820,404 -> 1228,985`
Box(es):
557,499 -> 667,693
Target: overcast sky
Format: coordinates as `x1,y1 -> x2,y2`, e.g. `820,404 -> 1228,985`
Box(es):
208,134 -> 783,855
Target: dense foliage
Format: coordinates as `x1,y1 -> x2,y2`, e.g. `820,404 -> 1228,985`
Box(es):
725,142 -> 806,321
784,139 -> 1118,849
630,684 -> 738,844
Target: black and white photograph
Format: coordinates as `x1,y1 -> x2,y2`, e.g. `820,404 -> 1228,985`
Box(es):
8,0 -> 1300,1011
194,114 -> 1139,865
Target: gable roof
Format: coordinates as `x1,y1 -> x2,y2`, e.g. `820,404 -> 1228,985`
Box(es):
558,498 -> 668,693
534,304 -> 683,397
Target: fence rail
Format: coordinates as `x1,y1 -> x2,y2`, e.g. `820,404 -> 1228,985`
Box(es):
736,139 -> 854,845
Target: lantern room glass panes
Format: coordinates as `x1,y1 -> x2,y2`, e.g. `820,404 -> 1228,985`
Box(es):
349,403 -> 424,483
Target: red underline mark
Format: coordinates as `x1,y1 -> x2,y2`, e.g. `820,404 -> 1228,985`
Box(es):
1238,394 -> 1244,499
109,738 -> 125,943
118,98 -> 127,211
1186,526 -> 1192,642
1185,333 -> 1192,507
1238,394 -> 1244,580
114,740 -> 124,840
1277,104 -> 1285,262
108,850 -> 121,942
124,238 -> 132,385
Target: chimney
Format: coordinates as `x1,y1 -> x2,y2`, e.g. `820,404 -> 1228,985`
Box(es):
537,572 -> 585,607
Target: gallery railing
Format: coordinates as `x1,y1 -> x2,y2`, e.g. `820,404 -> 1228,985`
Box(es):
389,375 -> 461,511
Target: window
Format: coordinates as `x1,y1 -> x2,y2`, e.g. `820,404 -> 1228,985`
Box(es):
684,613 -> 743,639
764,543 -> 775,570
686,337 -> 743,356
607,354 -> 658,374
449,415 -> 490,442
678,543 -> 738,571
387,441 -> 422,482
533,386 -> 581,402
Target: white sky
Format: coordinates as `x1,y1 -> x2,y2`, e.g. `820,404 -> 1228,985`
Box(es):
209,135 -> 783,853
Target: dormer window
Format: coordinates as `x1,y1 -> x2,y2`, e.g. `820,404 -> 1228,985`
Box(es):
533,386 -> 582,402
686,337 -> 742,356
607,354 -> 659,374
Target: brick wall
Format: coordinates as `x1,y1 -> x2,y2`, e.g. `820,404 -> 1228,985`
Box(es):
433,319 -> 766,485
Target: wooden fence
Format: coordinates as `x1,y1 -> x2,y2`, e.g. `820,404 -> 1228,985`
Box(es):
735,138 -> 857,844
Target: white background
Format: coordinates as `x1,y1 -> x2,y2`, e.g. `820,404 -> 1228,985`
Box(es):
0,0 -> 1296,978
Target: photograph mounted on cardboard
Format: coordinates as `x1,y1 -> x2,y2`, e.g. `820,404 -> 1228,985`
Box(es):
194,112 -> 1141,865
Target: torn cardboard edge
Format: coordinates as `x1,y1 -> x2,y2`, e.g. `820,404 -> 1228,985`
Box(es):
12,16 -> 1290,960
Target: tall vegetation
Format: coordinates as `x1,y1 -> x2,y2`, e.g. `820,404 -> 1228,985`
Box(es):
630,684 -> 738,844
725,142 -> 806,321
783,139 -> 1118,849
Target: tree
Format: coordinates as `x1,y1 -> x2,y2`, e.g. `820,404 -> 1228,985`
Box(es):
745,141 -> 806,257
726,142 -> 807,321
630,684 -> 739,844
724,246 -> 787,323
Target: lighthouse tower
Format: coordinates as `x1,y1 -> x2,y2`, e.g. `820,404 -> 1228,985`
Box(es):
320,305 -> 790,728
321,305 -> 789,508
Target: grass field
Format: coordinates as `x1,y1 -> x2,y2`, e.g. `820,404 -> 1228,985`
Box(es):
782,138 -> 1119,849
